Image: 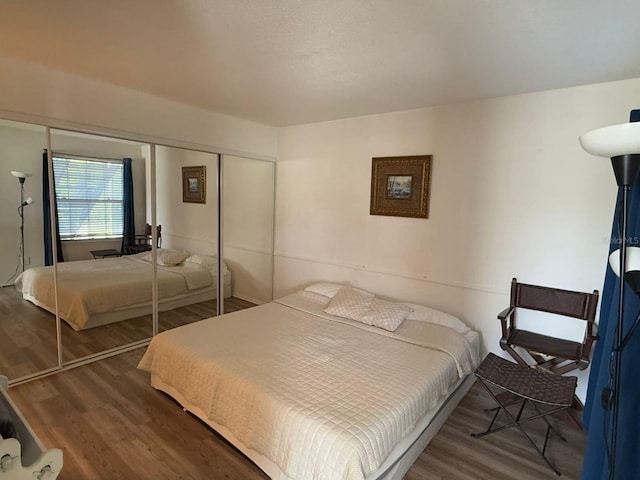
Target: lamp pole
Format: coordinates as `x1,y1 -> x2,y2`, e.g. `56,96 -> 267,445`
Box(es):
607,153 -> 640,480
580,122 -> 640,480
18,176 -> 26,273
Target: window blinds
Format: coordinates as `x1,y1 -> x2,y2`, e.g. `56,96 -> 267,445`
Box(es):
53,157 -> 124,240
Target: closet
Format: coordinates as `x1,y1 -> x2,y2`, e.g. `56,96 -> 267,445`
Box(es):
0,119 -> 275,384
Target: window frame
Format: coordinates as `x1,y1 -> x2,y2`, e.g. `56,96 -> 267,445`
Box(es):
52,155 -> 125,241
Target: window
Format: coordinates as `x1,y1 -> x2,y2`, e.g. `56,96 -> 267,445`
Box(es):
53,157 -> 124,240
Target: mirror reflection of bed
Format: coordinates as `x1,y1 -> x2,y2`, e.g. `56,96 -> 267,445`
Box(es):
0,121 -> 275,382
48,128 -> 155,362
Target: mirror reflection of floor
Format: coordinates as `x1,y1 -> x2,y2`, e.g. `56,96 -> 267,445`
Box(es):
158,296 -> 256,333
0,286 -> 58,379
0,287 -> 256,380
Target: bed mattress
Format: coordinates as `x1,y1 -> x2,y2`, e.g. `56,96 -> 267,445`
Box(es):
138,291 -> 479,480
15,254 -> 231,331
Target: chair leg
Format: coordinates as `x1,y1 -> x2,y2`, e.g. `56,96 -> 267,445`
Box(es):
501,344 -> 531,368
471,379 -> 564,476
529,402 -> 567,442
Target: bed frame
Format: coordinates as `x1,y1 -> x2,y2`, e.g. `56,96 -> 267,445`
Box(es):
150,372 -> 476,480
0,376 -> 63,479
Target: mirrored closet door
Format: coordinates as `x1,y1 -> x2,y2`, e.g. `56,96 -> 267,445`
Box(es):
155,145 -> 220,331
0,117 -> 277,382
0,119 -> 59,380
49,129 -> 153,362
221,155 -> 274,310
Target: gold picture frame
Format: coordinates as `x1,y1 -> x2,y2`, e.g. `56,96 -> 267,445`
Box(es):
182,166 -> 206,204
370,155 -> 432,218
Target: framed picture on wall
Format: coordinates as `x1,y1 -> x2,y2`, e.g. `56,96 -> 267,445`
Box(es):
370,155 -> 432,218
182,166 -> 206,203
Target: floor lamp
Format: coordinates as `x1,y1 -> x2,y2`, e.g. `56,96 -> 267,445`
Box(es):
10,170 -> 34,273
579,122 -> 640,480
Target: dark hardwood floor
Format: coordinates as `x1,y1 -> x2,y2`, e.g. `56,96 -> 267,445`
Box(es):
7,348 -> 586,480
0,286 -> 255,379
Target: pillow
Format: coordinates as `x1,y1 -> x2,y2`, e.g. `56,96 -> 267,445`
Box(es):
141,249 -> 190,266
185,253 -> 218,268
324,286 -> 412,332
360,298 -> 413,332
404,303 -> 471,334
305,282 -> 374,299
324,286 -> 372,319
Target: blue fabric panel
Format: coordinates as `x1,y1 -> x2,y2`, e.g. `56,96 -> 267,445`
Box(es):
42,149 -> 63,265
121,158 -> 135,253
582,111 -> 640,479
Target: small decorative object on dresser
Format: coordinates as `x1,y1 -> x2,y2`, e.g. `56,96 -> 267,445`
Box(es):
370,155 -> 432,218
182,165 -> 206,203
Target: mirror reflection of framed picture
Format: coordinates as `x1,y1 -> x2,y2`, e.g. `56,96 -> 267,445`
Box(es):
370,155 -> 432,218
182,166 -> 206,203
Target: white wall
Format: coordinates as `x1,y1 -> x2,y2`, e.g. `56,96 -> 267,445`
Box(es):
0,55 -> 277,160
155,146 -> 219,255
275,77 -> 640,401
223,155 -> 275,303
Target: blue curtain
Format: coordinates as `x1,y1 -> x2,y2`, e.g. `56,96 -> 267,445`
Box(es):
42,149 -> 63,265
121,158 -> 135,253
582,110 -> 640,479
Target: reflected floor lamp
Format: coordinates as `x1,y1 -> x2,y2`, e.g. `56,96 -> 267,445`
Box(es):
11,170 -> 34,273
579,122 -> 640,480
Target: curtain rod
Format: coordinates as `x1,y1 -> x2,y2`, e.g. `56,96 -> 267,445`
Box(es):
50,150 -> 125,163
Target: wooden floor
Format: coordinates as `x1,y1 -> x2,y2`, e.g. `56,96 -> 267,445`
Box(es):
8,348 -> 586,480
0,286 -> 254,379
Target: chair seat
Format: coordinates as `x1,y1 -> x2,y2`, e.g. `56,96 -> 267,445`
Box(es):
472,353 -> 577,475
475,353 -> 576,406
508,329 -> 582,360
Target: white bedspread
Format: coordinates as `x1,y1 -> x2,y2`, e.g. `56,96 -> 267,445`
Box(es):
15,255 -> 215,331
138,292 -> 477,480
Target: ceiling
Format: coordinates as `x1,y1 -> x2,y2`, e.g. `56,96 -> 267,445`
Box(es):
1,0 -> 639,127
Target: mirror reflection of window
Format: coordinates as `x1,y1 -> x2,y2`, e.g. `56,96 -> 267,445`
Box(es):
52,156 -> 125,241
48,129 -> 153,364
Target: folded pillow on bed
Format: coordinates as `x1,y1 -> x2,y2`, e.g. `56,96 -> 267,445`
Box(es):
141,249 -> 190,266
324,285 -> 373,319
0,399 -> 17,440
360,298 -> 414,331
324,286 -> 413,332
185,253 -> 217,268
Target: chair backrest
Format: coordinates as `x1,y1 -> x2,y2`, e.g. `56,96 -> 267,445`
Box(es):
510,278 -> 598,321
144,223 -> 162,247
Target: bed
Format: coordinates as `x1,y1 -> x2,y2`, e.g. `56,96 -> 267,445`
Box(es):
138,283 -> 480,480
14,250 -> 231,331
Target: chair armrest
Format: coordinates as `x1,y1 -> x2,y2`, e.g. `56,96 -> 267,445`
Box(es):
582,321 -> 599,360
497,306 -> 515,340
497,306 -> 515,320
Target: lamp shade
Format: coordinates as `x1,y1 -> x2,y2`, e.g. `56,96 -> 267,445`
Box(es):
10,171 -> 32,179
609,247 -> 640,294
579,122 -> 640,158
